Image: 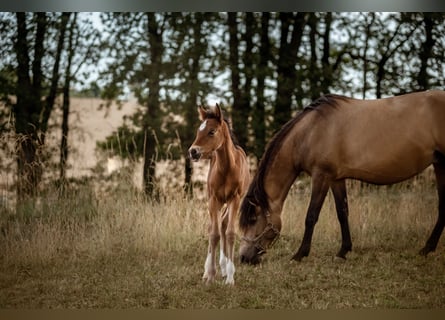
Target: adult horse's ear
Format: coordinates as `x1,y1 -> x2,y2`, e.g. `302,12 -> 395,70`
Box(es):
198,105 -> 207,121
215,103 -> 223,122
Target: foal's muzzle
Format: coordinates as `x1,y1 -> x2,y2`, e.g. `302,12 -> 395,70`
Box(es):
188,147 -> 201,161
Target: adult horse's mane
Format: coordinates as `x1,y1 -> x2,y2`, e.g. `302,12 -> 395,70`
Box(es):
202,107 -> 242,148
239,94 -> 346,229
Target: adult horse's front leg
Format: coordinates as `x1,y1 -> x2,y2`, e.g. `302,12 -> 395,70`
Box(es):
203,197 -> 222,284
224,196 -> 240,285
292,174 -> 330,261
331,179 -> 352,259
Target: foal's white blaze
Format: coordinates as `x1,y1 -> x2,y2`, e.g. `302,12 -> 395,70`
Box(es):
199,120 -> 207,131
219,248 -> 227,277
225,260 -> 235,285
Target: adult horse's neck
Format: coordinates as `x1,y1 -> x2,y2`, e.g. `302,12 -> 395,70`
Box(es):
262,122 -> 303,217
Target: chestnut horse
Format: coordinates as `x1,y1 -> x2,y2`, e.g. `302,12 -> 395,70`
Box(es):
239,90 -> 445,265
189,104 -> 250,284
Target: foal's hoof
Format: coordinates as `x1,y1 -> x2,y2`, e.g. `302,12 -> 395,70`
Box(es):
202,274 -> 216,285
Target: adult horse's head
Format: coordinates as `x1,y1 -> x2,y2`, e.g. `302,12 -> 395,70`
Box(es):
238,187 -> 282,265
238,109 -> 306,265
188,104 -> 226,162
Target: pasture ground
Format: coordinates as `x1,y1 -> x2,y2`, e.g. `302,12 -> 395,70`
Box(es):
1,171 -> 445,309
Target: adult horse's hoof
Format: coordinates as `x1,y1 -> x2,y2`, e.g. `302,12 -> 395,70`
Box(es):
419,246 -> 432,256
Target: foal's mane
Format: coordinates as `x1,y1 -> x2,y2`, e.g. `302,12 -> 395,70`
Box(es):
239,94 -> 345,230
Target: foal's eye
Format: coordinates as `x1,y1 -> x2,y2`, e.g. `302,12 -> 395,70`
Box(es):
208,129 -> 216,136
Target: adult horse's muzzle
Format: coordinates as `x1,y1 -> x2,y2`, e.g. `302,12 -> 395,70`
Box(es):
239,245 -> 264,265
239,220 -> 280,265
239,235 -> 271,265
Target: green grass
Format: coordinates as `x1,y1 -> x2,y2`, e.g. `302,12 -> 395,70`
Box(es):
1,173 -> 445,308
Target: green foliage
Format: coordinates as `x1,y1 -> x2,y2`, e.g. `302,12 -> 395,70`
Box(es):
2,12 -> 445,199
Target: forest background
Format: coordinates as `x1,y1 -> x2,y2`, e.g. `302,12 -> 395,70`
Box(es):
1,12 -> 445,203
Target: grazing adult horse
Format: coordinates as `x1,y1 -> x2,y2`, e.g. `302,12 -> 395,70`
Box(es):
239,90 -> 445,265
189,104 -> 250,284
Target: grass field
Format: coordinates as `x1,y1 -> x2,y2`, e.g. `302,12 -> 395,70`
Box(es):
1,170 -> 445,309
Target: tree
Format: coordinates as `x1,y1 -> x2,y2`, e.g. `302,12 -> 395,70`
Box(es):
59,13 -> 76,184
100,13 -> 174,199
274,13 -> 307,131
167,12 -> 217,194
56,13 -> 102,184
305,13 -> 347,100
227,12 -> 246,149
251,12 -> 271,161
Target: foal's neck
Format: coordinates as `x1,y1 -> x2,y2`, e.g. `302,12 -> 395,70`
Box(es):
214,126 -> 237,171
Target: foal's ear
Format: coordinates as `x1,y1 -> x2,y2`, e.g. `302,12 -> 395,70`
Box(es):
197,105 -> 207,121
215,103 -> 223,122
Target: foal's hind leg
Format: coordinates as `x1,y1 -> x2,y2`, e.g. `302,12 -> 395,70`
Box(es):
223,196 -> 240,285
420,161 -> 445,255
219,207 -> 229,277
331,180 -> 352,259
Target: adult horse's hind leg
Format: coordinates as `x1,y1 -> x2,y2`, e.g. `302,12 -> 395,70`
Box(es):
331,179 -> 352,259
420,160 -> 445,255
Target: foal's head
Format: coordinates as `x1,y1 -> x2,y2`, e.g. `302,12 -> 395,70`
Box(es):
188,104 -> 229,161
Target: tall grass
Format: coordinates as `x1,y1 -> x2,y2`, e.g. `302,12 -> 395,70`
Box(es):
1,167 -> 444,308
1,174 -> 206,266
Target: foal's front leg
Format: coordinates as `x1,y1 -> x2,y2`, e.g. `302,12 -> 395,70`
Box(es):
203,197 -> 222,284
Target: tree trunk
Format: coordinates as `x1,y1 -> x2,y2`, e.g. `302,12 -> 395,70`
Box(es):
143,12 -> 163,200
308,13 -> 320,101
227,13 -> 244,147
184,13 -> 204,196
320,12 -> 333,95
417,13 -> 436,90
252,12 -> 270,161
42,13 -> 71,145
274,13 -> 306,131
59,14 -> 76,186
13,13 -> 47,200
237,12 -> 254,151
362,13 -> 375,99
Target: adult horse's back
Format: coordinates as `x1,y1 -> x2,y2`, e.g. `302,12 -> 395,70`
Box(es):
189,104 -> 250,284
239,90 -> 445,265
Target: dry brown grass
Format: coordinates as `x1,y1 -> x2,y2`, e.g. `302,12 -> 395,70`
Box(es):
1,168 -> 444,309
